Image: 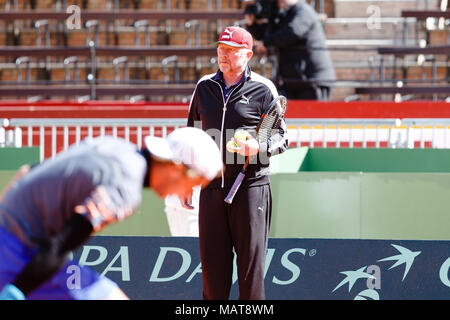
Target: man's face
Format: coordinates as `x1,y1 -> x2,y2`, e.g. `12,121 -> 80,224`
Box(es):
217,44 -> 252,75
150,162 -> 210,198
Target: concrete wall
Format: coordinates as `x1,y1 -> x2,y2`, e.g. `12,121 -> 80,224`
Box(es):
269,172 -> 450,240
1,146 -> 450,240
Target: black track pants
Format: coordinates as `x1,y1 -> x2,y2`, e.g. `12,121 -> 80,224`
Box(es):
198,183 -> 272,300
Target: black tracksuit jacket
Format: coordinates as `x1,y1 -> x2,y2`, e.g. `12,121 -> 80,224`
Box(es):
187,67 -> 288,189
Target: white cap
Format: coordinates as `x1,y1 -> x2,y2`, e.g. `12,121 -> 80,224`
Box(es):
144,127 -> 222,180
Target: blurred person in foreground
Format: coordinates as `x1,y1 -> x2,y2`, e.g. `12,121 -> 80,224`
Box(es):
245,0 -> 336,100
0,127 -> 222,300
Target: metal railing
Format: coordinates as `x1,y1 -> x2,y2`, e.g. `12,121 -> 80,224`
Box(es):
0,118 -> 185,161
3,118 -> 450,162
286,118 -> 450,149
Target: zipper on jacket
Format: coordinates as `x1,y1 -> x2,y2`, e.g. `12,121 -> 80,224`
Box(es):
209,79 -> 241,188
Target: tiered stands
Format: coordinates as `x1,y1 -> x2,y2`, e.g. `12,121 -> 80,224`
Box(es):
331,0 -> 449,100
0,0 -> 448,101
354,44 -> 450,101
0,2 -> 247,100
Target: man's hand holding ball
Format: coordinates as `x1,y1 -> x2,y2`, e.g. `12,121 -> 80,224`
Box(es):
227,130 -> 259,157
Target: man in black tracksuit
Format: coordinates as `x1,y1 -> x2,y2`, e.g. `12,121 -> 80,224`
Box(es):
185,26 -> 288,300
246,0 -> 336,100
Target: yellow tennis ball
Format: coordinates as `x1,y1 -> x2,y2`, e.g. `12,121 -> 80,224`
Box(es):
226,140 -> 238,153
234,129 -> 248,142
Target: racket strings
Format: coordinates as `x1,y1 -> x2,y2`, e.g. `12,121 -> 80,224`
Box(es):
256,96 -> 287,143
258,111 -> 280,141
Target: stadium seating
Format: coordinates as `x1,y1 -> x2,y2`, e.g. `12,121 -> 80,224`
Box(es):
0,0 -> 448,101
353,44 -> 450,101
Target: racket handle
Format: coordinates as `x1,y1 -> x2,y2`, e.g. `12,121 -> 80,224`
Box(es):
224,172 -> 245,204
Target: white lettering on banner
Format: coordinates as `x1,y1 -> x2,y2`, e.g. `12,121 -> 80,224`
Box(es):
101,246 -> 130,281
147,247 -> 307,284
265,248 -> 276,279
226,248 -> 286,285
78,245 -> 108,266
439,257 -> 450,288
149,247 -> 191,282
186,263 -> 202,283
78,245 -> 130,281
273,248 -> 306,285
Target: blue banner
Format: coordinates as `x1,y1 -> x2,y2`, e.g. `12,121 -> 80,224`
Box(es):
72,237 -> 450,300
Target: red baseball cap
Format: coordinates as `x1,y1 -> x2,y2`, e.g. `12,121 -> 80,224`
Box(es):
217,26 -> 253,50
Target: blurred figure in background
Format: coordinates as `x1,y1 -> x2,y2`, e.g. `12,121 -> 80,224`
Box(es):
245,0 -> 336,100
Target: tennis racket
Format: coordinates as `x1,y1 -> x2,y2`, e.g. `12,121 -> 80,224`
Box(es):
224,95 -> 287,204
